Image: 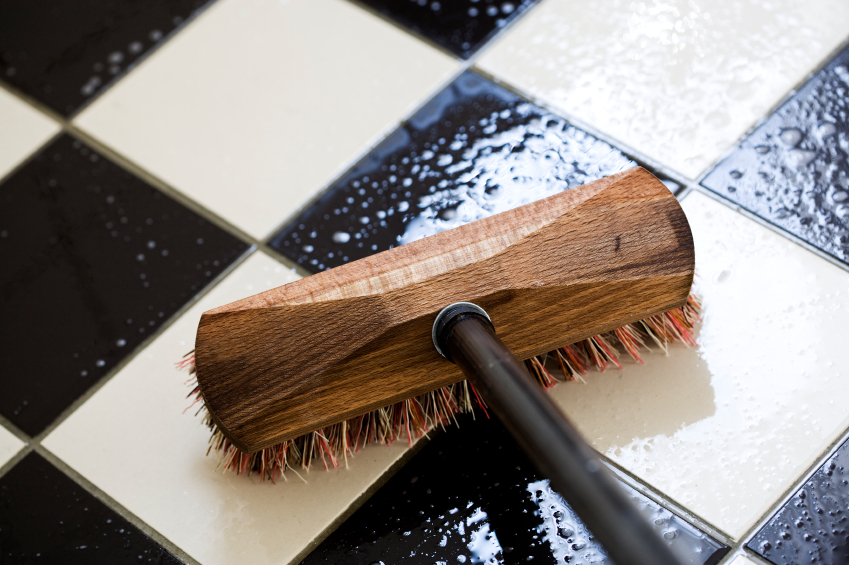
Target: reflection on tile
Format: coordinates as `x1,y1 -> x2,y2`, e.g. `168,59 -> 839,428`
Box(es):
0,134 -> 246,435
749,436 -> 849,564
301,414 -> 728,564
43,253 -> 414,565
75,0 -> 459,240
0,426 -> 23,469
0,88 -> 59,178
0,453 -> 181,564
0,0 -> 211,116
477,0 -> 849,178
359,0 -> 539,59
546,191 -> 849,538
702,44 -> 849,265
270,71 -> 679,273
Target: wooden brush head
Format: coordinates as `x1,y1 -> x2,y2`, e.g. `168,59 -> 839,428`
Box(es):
194,167 -> 695,453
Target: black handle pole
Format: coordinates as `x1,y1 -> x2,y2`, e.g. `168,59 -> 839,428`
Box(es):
437,309 -> 682,565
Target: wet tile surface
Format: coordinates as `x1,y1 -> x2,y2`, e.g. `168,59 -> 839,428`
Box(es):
43,253 -> 415,565
73,0 -> 459,240
359,0 -> 538,59
0,452 -> 181,564
0,134 -> 247,435
748,437 -> 849,564
0,88 -> 59,179
269,71 -> 678,272
477,0 -> 849,179
702,44 -> 849,266
300,414 -> 728,564
0,0 -> 211,116
544,191 -> 849,538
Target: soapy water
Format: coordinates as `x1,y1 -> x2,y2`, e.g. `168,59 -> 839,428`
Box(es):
271,72 -> 677,273
528,479 -> 723,564
702,46 -> 849,264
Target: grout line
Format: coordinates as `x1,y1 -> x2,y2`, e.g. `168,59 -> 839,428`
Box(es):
0,4 -> 847,562
468,64 -> 698,188
735,424 -> 849,550
66,0 -> 223,122
34,445 -> 201,565
259,0 -> 548,245
340,0 -> 463,62
693,31 -> 849,189
601,455 -> 736,547
257,63 -> 477,246
29,247 -> 258,445
690,185 -> 849,274
285,434 -> 434,565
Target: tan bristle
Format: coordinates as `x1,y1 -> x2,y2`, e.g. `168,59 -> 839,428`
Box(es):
179,292 -> 702,482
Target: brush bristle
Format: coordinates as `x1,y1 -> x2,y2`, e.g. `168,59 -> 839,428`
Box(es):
179,293 -> 702,482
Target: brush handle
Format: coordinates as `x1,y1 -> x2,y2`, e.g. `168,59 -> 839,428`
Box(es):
445,313 -> 682,565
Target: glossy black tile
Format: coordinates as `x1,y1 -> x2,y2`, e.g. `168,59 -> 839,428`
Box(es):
749,437 -> 849,565
358,0 -> 538,59
702,44 -> 849,266
301,414 -> 728,564
270,71 -> 679,273
0,452 -> 182,564
0,134 -> 247,435
0,0 -> 211,116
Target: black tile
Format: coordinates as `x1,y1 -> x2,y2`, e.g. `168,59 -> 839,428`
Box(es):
0,0 -> 212,116
358,0 -> 539,59
0,452 -> 182,564
748,437 -> 849,564
269,71 -> 679,273
0,134 -> 247,435
301,414 -> 728,564
702,44 -> 849,266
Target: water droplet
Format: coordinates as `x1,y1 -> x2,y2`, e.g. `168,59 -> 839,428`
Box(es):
332,231 -> 351,244
779,128 -> 803,146
136,253 -> 145,262
96,359 -> 105,367
147,240 -> 156,249
302,244 -> 314,253
789,149 -> 817,168
116,339 -> 126,347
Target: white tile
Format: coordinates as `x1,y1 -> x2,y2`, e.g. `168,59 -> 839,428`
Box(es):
0,88 -> 60,179
477,0 -> 849,179
0,425 -> 24,469
74,0 -> 459,240
43,252 -> 411,565
548,191 -> 849,538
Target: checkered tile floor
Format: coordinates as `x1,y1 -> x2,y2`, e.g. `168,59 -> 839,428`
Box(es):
1,1 -> 849,563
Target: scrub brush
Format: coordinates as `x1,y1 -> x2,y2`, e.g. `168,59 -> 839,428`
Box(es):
181,167 -> 697,565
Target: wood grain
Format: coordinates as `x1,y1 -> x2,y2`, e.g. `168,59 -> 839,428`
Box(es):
194,167 -> 695,453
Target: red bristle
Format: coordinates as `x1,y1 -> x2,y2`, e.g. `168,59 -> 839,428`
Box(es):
178,291 -> 702,480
